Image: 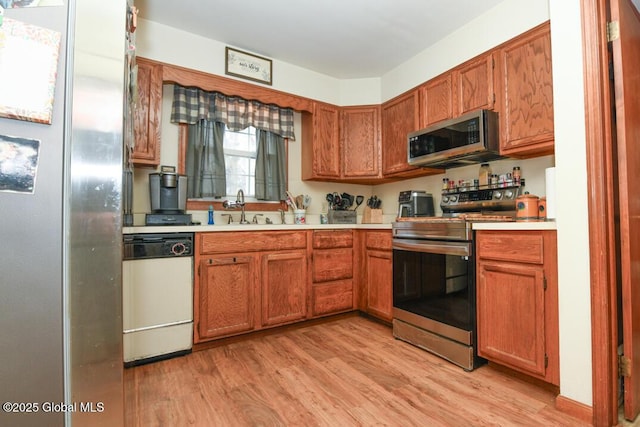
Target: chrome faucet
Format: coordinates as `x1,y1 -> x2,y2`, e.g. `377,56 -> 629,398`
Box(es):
222,189 -> 249,224
236,189 -> 248,224
278,209 -> 285,225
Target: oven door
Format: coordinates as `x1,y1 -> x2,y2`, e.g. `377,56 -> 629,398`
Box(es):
392,238 -> 474,333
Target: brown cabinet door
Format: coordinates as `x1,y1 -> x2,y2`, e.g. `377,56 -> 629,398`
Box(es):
341,105 -> 381,179
381,90 -> 421,176
498,23 -> 554,157
477,260 -> 546,377
455,53 -> 495,116
261,251 -> 308,326
420,73 -> 453,127
132,58 -> 162,167
302,102 -> 340,180
365,249 -> 393,322
196,255 -> 256,341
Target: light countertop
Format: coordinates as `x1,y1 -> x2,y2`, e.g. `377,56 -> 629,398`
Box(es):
472,220 -> 557,231
123,223 -> 392,234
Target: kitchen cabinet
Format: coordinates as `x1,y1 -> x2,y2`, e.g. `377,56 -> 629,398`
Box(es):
496,22 -> 554,157
341,105 -> 382,180
310,230 -> 355,317
301,102 -> 341,180
455,53 -> 495,116
132,58 -> 163,167
420,53 -> 495,128
381,90 -> 438,179
194,231 -> 308,343
476,230 -> 558,385
359,230 -> 393,322
261,251 -> 307,326
420,73 -> 453,127
197,254 -> 256,340
303,104 -> 382,183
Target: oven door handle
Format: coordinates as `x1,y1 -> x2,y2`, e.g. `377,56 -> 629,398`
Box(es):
393,239 -> 471,256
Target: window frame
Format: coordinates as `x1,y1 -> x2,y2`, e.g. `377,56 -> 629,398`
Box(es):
178,123 -> 288,211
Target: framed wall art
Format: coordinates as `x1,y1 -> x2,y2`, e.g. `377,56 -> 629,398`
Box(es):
225,46 -> 272,85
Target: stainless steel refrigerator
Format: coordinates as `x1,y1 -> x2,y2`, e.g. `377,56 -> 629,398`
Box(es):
0,1 -> 126,426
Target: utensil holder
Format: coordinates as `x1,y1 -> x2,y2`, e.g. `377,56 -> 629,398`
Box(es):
294,209 -> 306,224
328,210 -> 356,224
362,207 -> 383,224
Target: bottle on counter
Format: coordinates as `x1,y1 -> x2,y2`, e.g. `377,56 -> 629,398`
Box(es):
208,204 -> 215,225
479,163 -> 492,188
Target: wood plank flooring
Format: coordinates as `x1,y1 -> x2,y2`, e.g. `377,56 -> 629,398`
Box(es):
125,315 -> 589,426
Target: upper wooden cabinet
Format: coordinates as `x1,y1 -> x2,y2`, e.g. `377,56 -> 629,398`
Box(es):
132,58 -> 163,167
341,105 -> 382,180
420,53 -> 495,129
420,73 -> 454,127
496,22 -> 554,157
380,90 -> 440,179
455,53 -> 495,116
303,104 -> 382,183
301,102 -> 341,180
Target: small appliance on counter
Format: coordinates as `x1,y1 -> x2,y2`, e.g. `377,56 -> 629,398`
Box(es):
397,190 -> 435,218
145,165 -> 192,226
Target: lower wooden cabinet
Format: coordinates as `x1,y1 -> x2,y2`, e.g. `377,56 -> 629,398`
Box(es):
194,231 -> 308,343
476,230 -> 558,385
359,230 -> 393,322
197,254 -> 256,340
310,230 -> 355,317
261,251 -> 307,326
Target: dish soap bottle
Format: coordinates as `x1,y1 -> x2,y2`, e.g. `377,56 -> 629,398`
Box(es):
208,205 -> 215,225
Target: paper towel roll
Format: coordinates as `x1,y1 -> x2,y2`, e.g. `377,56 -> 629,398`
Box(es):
545,167 -> 556,219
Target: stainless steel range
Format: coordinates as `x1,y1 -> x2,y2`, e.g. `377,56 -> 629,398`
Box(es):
392,183 -> 523,371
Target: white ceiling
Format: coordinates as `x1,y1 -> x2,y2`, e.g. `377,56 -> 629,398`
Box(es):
135,0 -> 507,79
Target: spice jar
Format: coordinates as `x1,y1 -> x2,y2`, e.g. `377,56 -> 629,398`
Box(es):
512,166 -> 521,184
479,163 -> 492,187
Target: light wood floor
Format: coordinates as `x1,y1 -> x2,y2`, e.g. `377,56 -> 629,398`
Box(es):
125,315 -> 590,426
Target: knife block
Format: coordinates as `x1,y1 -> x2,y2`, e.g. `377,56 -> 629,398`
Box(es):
362,207 -> 383,224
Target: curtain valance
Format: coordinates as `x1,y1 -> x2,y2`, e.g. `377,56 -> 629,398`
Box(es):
170,85 -> 295,140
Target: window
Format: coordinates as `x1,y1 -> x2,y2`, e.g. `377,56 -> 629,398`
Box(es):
223,125 -> 256,198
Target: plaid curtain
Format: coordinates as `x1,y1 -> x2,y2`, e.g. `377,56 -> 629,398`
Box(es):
171,85 -> 295,140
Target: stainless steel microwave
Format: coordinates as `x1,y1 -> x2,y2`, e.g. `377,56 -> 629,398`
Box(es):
407,109 -> 503,169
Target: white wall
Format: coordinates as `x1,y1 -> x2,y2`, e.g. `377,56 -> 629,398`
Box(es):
135,0 -> 594,407
548,0 -> 593,405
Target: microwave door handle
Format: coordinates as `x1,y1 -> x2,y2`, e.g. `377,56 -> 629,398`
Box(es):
392,239 -> 471,257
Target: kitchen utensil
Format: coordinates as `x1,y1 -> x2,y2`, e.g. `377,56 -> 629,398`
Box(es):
295,194 -> 304,209
303,195 -> 311,209
286,190 -> 298,209
341,193 -> 354,208
354,195 -> 364,211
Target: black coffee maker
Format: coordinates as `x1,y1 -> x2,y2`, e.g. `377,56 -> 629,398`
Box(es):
145,165 -> 192,226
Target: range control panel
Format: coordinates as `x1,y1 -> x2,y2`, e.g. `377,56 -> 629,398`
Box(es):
441,184 -> 523,213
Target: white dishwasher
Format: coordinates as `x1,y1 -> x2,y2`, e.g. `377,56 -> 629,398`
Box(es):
122,233 -> 193,366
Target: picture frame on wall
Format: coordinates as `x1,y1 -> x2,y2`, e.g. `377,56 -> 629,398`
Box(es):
225,47 -> 272,86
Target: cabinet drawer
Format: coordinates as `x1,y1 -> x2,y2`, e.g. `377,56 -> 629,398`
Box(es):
476,231 -> 544,264
200,231 -> 307,254
312,280 -> 354,316
312,248 -> 353,282
365,231 -> 392,250
312,230 -> 353,249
